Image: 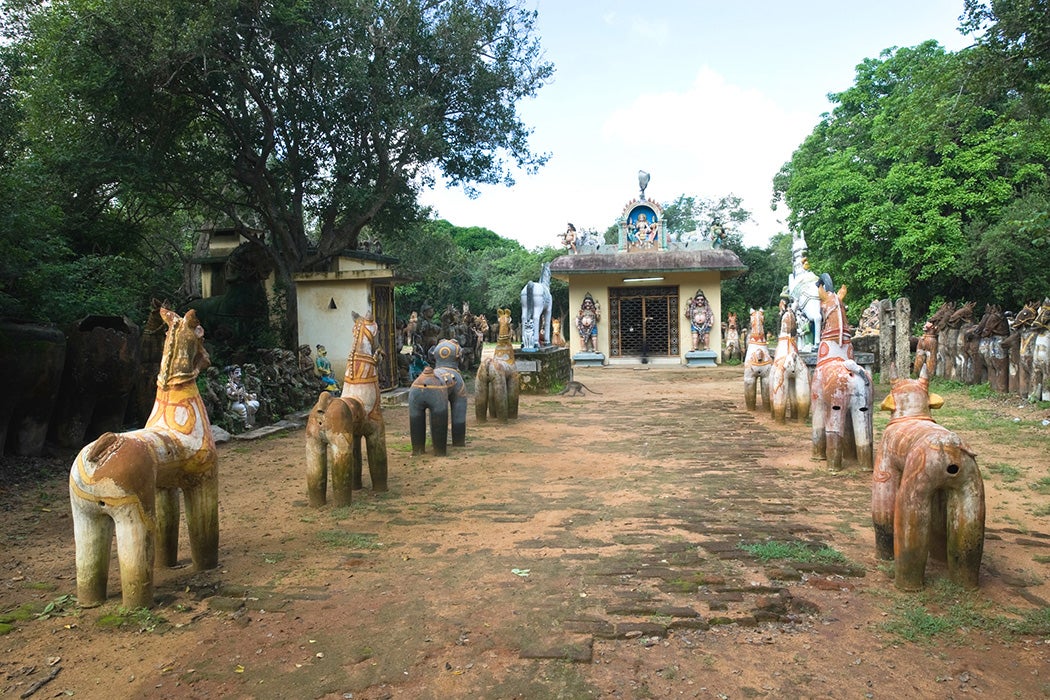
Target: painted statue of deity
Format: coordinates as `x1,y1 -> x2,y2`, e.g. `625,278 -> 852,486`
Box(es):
576,293 -> 601,353
226,365 -> 260,429
686,289 -> 713,351
314,344 -> 339,394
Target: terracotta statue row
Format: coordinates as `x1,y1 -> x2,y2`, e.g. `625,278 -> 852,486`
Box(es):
740,273 -> 985,592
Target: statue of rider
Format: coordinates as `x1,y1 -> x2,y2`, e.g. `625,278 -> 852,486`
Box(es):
787,231 -> 821,351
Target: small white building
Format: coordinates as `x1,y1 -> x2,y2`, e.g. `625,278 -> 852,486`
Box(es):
193,227 -> 403,388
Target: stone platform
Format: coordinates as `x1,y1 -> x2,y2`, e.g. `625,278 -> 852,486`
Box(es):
516,346 -> 572,394
684,350 -> 718,367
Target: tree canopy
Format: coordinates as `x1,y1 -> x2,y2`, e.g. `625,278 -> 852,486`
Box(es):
774,28 -> 1050,316
3,0 -> 552,338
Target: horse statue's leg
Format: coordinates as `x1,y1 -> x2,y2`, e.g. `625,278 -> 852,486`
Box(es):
182,473 -> 220,569
474,362 -> 491,423
363,420 -> 388,490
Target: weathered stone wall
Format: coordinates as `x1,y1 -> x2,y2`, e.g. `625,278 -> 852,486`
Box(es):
516,347 -> 572,394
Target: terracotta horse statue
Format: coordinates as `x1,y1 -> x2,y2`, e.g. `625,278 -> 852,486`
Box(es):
743,307 -> 772,411
475,308 -> 521,423
977,304 -> 1010,393
722,312 -> 742,362
520,263 -> 553,350
305,311 -> 389,507
69,307 -> 219,608
770,307 -> 810,423
1029,298 -> 1050,403
872,366 -> 985,590
810,278 -> 873,471
1003,300 -> 1039,397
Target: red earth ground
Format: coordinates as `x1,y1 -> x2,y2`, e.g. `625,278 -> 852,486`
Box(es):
2,364 -> 1049,699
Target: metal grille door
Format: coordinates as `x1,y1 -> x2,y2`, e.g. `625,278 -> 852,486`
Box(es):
610,286 -> 679,357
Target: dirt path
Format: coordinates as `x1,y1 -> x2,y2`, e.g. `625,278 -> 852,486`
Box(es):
2,365 -> 1049,699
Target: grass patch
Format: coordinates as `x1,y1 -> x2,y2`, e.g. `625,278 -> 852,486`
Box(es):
317,530 -> 381,549
1031,477 -> 1050,496
1032,504 -> 1050,517
880,579 -> 1050,644
0,602 -> 44,624
96,606 -> 168,632
740,541 -> 847,564
984,462 -> 1023,483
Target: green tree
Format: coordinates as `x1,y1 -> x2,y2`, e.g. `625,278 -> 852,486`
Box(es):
774,39 -> 1050,315
10,0 -> 552,340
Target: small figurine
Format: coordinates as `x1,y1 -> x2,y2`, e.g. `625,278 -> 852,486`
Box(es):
314,344 -> 340,394
576,293 -> 601,353
226,365 -> 260,429
562,223 -> 578,254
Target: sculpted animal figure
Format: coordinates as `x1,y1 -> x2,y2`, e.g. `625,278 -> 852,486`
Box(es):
722,312 -> 741,362
1002,301 -> 1038,396
1030,298 -> 1050,403
872,368 -> 985,590
69,308 -> 218,608
912,320 -> 939,379
931,301 -> 956,378
976,304 -> 1010,393
946,301 -> 976,383
770,307 -> 810,423
475,308 -> 521,423
408,339 -> 468,456
810,279 -> 874,471
305,312 -> 388,507
743,307 -> 772,411
520,263 -> 553,350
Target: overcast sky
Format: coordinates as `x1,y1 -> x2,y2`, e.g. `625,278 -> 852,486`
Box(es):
418,0 -> 974,250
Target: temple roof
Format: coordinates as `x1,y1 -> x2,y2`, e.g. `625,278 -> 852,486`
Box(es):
550,248 -> 747,280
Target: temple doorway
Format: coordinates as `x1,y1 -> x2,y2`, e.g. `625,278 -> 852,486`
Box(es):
609,286 -> 680,358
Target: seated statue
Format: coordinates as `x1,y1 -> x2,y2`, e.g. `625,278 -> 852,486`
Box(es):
226,365 -> 260,429
314,344 -> 340,394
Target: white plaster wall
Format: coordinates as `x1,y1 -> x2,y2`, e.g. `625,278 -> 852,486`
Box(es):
296,281 -> 373,382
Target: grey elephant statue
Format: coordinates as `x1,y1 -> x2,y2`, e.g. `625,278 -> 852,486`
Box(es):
408,339 -> 468,456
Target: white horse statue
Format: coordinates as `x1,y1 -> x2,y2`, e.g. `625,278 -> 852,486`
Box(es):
788,231 -> 822,351
520,262 -> 553,350
770,306 -> 811,423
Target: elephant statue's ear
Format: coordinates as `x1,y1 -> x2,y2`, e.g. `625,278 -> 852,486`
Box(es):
928,393 -> 945,410
879,394 -> 896,412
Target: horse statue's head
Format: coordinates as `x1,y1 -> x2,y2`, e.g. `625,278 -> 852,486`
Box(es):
748,307 -> 766,342
157,308 -> 209,388
779,307 -> 797,337
1012,300 -> 1038,328
350,311 -> 378,359
928,301 -> 955,330
817,281 -> 849,344
497,308 -> 513,339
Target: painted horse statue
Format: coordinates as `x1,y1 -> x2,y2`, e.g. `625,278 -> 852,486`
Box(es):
69,308 -> 219,608
408,339 -> 468,456
1030,298 -> 1050,403
1003,300 -> 1039,397
977,304 -> 1011,393
520,262 -> 553,350
743,307 -> 772,411
305,311 -> 388,507
872,366 -> 985,590
476,308 -> 521,423
912,320 -> 939,379
810,278 -> 874,471
770,307 -> 810,423
722,312 -> 741,362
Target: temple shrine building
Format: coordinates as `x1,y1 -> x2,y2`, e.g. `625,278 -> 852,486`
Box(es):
550,194 -> 747,366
